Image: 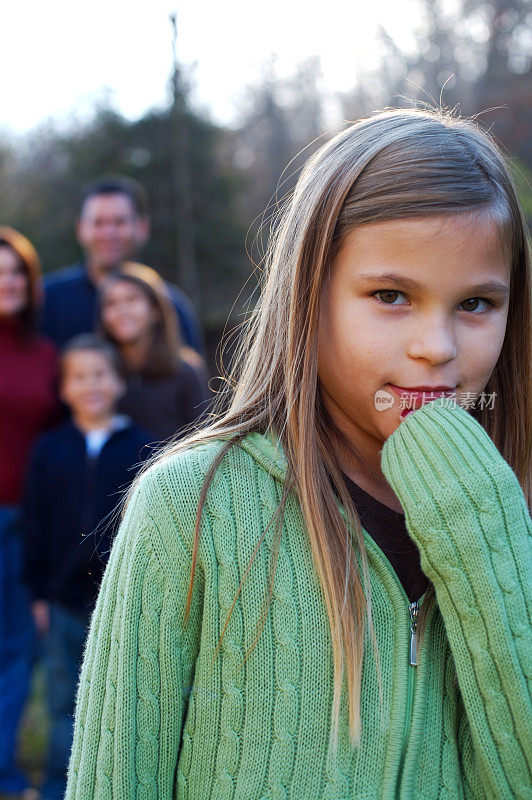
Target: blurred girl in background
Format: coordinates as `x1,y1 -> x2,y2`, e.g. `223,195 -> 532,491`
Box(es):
99,262 -> 209,443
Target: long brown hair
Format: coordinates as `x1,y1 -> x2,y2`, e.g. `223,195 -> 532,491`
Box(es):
99,262 -> 182,379
129,108 -> 532,746
0,225 -> 42,332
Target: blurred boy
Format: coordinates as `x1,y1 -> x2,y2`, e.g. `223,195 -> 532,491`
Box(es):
21,334 -> 151,800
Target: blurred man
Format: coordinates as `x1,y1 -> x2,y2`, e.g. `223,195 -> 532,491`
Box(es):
41,175 -> 204,352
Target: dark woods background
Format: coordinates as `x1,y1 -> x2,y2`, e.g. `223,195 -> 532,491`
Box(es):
1,0 -> 531,372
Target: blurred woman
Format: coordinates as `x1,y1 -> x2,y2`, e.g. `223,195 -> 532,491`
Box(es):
0,226 -> 60,796
99,262 -> 210,443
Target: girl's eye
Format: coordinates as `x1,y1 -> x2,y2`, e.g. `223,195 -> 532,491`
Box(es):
460,297 -> 493,313
372,290 -> 408,306
372,290 -> 494,314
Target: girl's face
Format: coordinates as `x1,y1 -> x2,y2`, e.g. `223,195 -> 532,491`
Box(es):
318,212 -> 511,464
101,279 -> 158,345
0,246 -> 29,318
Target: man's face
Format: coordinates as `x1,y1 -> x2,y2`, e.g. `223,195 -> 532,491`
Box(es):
76,192 -> 149,274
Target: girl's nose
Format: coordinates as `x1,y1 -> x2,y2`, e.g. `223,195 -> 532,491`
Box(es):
407,317 -> 458,365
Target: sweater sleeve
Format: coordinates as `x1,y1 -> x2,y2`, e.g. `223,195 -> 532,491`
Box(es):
65,464 -> 204,800
380,398 -> 532,800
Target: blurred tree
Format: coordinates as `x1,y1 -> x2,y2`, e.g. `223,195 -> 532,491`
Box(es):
510,158 -> 532,224
0,98 -> 247,330
471,0 -> 532,162
169,12 -> 199,309
340,0 -> 532,170
232,58 -> 298,223
230,56 -> 326,268
0,138 -> 21,226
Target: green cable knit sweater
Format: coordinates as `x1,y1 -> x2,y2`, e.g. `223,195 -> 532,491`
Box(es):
65,398 -> 532,799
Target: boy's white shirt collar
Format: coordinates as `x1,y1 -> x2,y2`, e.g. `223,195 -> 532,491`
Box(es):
83,415 -> 132,458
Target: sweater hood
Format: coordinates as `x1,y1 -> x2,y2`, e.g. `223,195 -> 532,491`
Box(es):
240,430 -> 288,484
239,399 -> 479,486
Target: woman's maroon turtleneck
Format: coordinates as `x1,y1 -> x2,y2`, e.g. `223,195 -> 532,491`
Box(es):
0,317 -> 61,503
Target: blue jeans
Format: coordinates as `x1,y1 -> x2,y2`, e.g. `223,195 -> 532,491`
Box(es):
41,602 -> 90,800
0,505 -> 36,794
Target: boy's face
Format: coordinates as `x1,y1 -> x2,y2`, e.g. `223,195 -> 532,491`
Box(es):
318,212 -> 511,464
61,350 -> 125,422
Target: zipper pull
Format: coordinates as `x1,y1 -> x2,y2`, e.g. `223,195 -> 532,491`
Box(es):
409,601 -> 420,667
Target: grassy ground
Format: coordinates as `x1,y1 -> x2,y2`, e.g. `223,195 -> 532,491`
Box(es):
8,666 -> 49,795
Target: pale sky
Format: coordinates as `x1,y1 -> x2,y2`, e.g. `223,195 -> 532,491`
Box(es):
2,0 -> 423,135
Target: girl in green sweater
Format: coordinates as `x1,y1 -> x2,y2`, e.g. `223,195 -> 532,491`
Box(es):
65,108 -> 531,800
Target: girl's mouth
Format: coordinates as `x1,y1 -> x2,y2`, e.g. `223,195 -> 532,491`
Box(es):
387,384 -> 457,419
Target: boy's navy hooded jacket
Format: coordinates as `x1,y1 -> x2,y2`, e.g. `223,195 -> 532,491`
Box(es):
21,418 -> 152,612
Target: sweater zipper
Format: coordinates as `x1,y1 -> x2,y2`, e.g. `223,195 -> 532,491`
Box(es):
409,600 -> 420,667
395,600 -> 420,799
